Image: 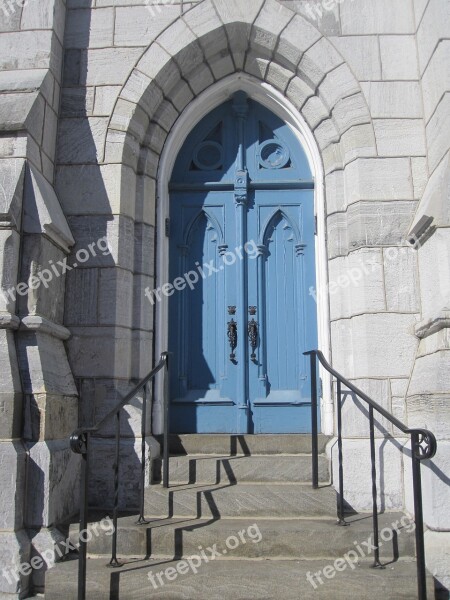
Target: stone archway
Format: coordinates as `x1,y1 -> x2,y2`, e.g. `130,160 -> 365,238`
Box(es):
103,0 -> 377,437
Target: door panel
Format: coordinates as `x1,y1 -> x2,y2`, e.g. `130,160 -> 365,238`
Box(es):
168,94 -> 318,434
169,192 -> 241,433
246,190 -> 317,433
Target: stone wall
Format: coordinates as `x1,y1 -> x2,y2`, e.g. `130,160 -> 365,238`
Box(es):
0,0 -> 80,596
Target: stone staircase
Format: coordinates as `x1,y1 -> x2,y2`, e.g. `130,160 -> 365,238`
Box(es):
45,435 -> 433,599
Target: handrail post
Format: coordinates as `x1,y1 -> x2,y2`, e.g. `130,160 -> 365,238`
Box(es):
411,431 -> 428,600
137,384 -> 150,525
336,379 -> 347,525
78,432 -> 89,600
163,353 -> 170,489
308,351 -> 319,489
369,405 -> 382,567
108,411 -> 122,568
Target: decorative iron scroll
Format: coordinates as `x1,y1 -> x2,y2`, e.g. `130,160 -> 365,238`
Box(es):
248,318 -> 258,360
227,307 -> 238,360
410,429 -> 437,460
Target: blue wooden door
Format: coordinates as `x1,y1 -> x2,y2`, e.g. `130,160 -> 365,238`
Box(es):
168,93 -> 317,433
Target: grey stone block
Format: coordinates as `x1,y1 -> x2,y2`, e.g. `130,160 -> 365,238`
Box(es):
25,440 -> 80,528
330,36 -> 381,81
44,555 -> 433,600
361,82 -> 422,118
145,482 -> 337,519
65,7 -> 114,49
340,0 -> 414,34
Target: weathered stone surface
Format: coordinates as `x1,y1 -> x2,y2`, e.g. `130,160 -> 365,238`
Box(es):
276,14 -> 321,71
23,164 -> 74,252
416,228 -> 450,321
56,117 -> 108,164
361,82 -> 422,118
80,48 -> 143,86
383,246 -> 420,313
109,98 -> 151,145
0,441 -> 27,529
332,93 -> 370,133
379,36 -> 418,81
64,268 -> 98,326
0,228 -> 20,313
319,64 -> 360,109
0,329 -> 22,439
67,214 -> 133,271
426,94 -> 450,173
417,0 -> 450,75
98,267 -> 133,328
18,234 -> 66,324
373,119 -> 426,157
421,41 -> 450,122
331,313 -> 419,378
66,326 -> 132,379
45,554 -> 432,600
408,350 -> 450,400
340,0 -> 415,34
344,158 -> 413,201
339,123 -> 377,165
425,530 -> 450,593
411,157 -> 428,200
301,95 -> 329,130
339,378 -> 393,438
92,85 -> 120,116
65,7 -> 114,48
21,0 -> 65,39
330,36 -> 381,81
328,248 -> 385,321
115,5 -> 180,47
131,329 -> 153,380
17,330 -> 77,397
314,117 -> 339,149
56,164 -> 136,218
25,440 -> 80,527
0,529 -> 31,596
0,30 -> 53,71
135,174 -> 156,226
132,273 -> 154,332
329,437 -> 405,510
146,482 -> 337,519
286,76 -> 314,109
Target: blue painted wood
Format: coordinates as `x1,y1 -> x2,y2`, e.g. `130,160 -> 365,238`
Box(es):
169,94 -> 318,433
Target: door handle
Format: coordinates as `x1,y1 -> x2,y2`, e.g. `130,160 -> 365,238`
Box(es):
248,307 -> 258,361
227,306 -> 237,361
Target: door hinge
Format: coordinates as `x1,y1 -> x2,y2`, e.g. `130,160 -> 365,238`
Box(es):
165,218 -> 170,237
319,377 -> 323,399
314,215 -> 318,236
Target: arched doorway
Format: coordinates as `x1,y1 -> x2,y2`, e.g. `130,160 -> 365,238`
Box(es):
167,92 -> 317,433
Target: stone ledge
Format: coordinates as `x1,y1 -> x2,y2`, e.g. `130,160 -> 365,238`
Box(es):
0,312 -> 20,330
20,315 -> 71,341
415,311 -> 450,339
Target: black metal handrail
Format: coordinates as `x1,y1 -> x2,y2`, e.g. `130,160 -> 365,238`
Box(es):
70,352 -> 170,600
305,349 -> 437,600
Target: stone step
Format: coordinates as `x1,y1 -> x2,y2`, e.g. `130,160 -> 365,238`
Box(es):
45,556 -> 435,600
144,483 -> 337,519
159,434 -> 330,456
68,513 -> 416,561
152,453 -> 329,484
